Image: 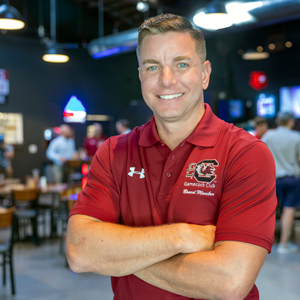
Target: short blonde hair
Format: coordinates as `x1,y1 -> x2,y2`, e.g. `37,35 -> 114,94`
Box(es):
137,14 -> 206,62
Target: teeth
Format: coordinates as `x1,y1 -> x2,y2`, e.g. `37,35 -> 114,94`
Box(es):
159,93 -> 183,100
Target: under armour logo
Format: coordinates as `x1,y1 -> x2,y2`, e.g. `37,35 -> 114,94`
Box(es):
128,167 -> 145,178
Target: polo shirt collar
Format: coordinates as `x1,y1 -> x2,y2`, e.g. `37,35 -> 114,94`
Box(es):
139,104 -> 223,148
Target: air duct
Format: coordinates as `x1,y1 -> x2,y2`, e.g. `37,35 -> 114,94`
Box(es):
87,27 -> 138,59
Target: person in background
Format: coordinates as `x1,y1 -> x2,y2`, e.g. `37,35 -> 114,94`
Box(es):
0,134 -> 14,178
46,124 -> 77,183
115,119 -> 131,134
262,111 -> 300,254
66,14 -> 276,300
254,116 -> 269,139
82,123 -> 107,158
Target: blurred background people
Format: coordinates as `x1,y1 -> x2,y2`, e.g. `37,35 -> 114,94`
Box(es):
262,112 -> 300,254
0,133 -> 14,178
115,119 -> 131,135
82,123 -> 107,158
254,116 -> 269,139
46,124 -> 77,183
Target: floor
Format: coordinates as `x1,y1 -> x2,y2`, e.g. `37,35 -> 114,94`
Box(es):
1,218 -> 300,300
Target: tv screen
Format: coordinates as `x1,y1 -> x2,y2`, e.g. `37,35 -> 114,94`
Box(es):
280,85 -> 300,118
218,99 -> 244,122
229,100 -> 243,119
256,93 -> 275,118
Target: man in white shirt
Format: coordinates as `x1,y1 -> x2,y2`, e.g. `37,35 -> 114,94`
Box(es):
46,124 -> 77,183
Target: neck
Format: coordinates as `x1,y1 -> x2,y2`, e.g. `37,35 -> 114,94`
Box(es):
155,109 -> 205,151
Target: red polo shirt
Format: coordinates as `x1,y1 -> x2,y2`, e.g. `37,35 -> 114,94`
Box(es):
70,104 -> 277,300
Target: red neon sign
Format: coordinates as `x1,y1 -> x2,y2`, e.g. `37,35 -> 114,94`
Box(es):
249,71 -> 268,90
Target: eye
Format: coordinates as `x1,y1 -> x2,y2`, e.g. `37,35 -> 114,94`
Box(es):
148,66 -> 158,71
178,63 -> 187,68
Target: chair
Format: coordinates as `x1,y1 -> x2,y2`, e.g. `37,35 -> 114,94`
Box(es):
11,189 -> 41,246
0,207 -> 17,295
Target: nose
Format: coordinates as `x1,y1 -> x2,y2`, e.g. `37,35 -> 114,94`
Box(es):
159,67 -> 177,88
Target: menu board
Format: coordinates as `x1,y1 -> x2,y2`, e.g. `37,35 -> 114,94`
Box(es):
0,113 -> 23,144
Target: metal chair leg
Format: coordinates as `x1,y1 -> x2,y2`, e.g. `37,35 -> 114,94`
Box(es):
9,253 -> 15,295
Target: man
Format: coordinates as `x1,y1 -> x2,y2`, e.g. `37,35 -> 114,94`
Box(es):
83,123 -> 107,157
262,111 -> 300,254
254,116 -> 269,139
66,14 -> 276,299
115,119 -> 131,134
46,124 -> 77,183
0,134 -> 14,178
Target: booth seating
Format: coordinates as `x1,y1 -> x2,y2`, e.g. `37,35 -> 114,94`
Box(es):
0,207 -> 17,295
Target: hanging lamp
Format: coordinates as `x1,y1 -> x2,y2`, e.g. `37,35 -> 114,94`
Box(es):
0,3 -> 25,30
242,49 -> 269,60
193,0 -> 233,30
42,0 -> 69,63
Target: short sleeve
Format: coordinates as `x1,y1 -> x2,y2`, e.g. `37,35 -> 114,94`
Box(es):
215,141 -> 277,252
69,139 -> 120,223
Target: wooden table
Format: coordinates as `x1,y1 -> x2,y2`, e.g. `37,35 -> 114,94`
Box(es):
0,183 -> 68,196
0,206 -> 15,214
0,182 -> 69,238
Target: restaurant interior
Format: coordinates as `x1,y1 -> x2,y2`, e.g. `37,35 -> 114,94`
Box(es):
0,0 -> 300,299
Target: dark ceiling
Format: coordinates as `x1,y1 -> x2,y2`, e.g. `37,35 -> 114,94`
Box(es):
3,0 -> 300,54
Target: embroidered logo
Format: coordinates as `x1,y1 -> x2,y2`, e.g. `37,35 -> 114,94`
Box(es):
128,167 -> 145,178
186,159 -> 219,183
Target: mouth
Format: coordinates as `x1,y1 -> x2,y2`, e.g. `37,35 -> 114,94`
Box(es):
158,93 -> 184,100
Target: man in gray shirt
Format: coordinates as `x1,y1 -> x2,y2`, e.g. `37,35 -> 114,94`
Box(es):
262,112 -> 300,253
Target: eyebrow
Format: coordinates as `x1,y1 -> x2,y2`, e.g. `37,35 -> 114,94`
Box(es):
142,56 -> 191,65
173,56 -> 191,62
142,59 -> 159,65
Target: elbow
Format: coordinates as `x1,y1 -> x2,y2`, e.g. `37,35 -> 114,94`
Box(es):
65,242 -> 128,277
66,244 -> 87,273
213,277 -> 252,300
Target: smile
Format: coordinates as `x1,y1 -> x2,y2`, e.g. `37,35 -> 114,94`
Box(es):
158,93 -> 183,100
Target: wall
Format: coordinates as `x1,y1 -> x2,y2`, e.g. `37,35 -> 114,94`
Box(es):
0,35 -> 142,179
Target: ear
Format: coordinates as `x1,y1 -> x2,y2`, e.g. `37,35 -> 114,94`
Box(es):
202,60 -> 212,90
138,67 -> 141,81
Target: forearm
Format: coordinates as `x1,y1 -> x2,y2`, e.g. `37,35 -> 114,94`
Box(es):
135,241 -> 267,300
66,215 -> 184,277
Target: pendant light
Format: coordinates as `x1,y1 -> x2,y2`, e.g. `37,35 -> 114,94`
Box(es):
193,0 -> 233,30
242,49 -> 269,60
42,0 -> 69,63
0,2 -> 25,30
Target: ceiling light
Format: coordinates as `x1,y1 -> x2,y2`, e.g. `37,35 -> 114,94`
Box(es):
225,2 -> 257,25
0,4 -> 25,30
256,46 -> 263,52
43,0 -> 69,63
285,41 -> 292,48
42,47 -> 69,63
193,0 -> 233,30
136,1 -> 149,13
268,43 -> 275,50
242,50 -> 269,60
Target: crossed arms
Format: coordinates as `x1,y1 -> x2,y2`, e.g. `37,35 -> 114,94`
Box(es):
66,215 -> 268,300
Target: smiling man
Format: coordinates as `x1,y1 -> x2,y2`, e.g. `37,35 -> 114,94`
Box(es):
66,14 -> 277,300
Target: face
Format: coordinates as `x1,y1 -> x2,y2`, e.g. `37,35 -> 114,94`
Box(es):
94,124 -> 103,136
61,125 -> 72,138
138,31 -> 211,126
